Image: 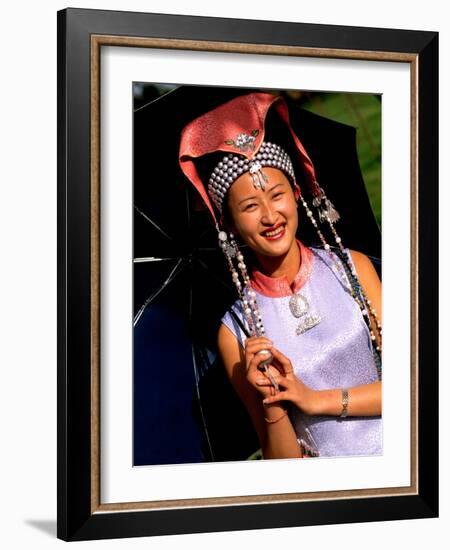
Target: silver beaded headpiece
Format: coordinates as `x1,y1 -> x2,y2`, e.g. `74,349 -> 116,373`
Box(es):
207,141 -> 296,213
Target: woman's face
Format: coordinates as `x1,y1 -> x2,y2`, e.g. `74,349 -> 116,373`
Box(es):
226,167 -> 299,259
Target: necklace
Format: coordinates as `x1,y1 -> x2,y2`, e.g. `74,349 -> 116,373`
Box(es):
288,293 -> 322,335
251,239 -> 322,336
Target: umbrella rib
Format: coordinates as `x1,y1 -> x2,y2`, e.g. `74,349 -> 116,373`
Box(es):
191,343 -> 215,462
197,226 -> 213,242
133,257 -> 186,327
134,257 -> 177,263
188,271 -> 215,461
133,85 -> 180,113
196,257 -> 234,293
134,205 -> 174,242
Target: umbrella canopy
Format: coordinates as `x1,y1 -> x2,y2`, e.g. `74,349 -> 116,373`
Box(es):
133,85 -> 381,466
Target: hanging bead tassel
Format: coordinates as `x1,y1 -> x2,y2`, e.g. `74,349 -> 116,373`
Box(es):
321,208 -> 383,368
217,228 -> 278,389
299,195 -> 351,291
333,243 -> 383,381
312,187 -> 341,224
299,194 -> 382,380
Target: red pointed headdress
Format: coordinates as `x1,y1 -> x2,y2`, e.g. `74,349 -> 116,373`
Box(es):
178,91 -> 322,226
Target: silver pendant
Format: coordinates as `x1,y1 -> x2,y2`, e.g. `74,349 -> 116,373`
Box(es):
295,314 -> 322,335
288,293 -> 321,335
289,293 -> 309,318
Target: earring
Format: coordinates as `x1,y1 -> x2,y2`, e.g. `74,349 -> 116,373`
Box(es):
312,186 -> 340,223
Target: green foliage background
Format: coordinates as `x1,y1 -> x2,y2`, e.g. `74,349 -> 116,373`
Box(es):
299,92 -> 382,227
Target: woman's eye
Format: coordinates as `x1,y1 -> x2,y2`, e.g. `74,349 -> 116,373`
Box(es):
272,193 -> 284,200
244,203 -> 257,211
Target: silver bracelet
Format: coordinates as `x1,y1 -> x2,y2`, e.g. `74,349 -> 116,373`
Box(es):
340,388 -> 349,418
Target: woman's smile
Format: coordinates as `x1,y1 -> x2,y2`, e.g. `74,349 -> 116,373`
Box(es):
225,166 -> 299,263
261,223 -> 286,240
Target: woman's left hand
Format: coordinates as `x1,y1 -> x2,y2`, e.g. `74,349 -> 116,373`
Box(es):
257,347 -> 321,416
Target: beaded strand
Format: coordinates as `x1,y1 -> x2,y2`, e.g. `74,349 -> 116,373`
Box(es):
322,212 -> 382,356
299,194 -> 382,378
218,229 -> 275,377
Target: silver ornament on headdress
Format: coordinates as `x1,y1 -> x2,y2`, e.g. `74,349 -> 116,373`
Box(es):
312,186 -> 340,224
207,138 -> 296,213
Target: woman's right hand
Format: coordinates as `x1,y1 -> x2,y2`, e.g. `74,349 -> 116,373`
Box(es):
243,336 -> 279,398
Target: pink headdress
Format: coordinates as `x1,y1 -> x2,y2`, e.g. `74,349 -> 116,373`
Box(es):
179,92 -> 326,227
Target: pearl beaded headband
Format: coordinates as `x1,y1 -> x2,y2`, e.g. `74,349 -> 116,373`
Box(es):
207,140 -> 296,213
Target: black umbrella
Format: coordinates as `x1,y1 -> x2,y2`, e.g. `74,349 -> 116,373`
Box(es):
133,85 -> 381,466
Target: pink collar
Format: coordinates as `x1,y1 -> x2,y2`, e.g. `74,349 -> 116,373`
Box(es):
250,239 -> 314,297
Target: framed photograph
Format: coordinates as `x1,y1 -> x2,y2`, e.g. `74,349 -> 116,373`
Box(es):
57,7 -> 438,541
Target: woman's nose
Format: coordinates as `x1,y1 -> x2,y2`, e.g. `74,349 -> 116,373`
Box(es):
260,201 -> 278,224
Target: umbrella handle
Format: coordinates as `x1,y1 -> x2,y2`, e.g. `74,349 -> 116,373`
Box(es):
256,350 -> 279,393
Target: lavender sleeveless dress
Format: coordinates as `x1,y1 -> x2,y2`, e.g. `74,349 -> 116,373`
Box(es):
221,244 -> 382,458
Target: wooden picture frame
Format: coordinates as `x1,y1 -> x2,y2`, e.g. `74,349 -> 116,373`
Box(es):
57,7 -> 438,541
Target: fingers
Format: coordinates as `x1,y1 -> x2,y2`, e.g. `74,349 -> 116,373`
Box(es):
247,348 -> 276,374
269,347 -> 294,375
269,346 -> 289,364
256,372 -> 291,389
262,392 -> 289,405
244,340 -> 295,387
244,336 -> 273,347
244,337 -> 273,356
244,337 -> 273,371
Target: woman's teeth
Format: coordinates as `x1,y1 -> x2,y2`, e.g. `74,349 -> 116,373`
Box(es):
263,225 -> 285,238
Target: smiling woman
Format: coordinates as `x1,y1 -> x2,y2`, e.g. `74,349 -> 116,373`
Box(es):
178,90 -> 382,460
227,170 -> 300,267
